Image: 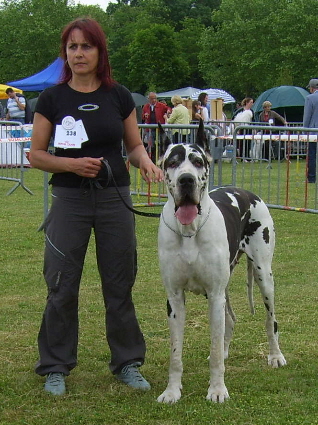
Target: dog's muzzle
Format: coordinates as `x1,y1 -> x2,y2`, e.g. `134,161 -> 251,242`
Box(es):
174,173 -> 200,225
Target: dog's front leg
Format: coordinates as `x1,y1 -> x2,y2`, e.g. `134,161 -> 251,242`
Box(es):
206,292 -> 229,403
157,290 -> 185,404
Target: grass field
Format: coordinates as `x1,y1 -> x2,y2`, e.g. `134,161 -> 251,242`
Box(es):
1,168 -> 318,425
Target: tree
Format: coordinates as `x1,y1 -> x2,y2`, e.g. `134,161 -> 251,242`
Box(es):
127,24 -> 189,93
176,18 -> 206,88
199,0 -> 318,100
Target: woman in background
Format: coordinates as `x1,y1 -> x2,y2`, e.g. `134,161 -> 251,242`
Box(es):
166,95 -> 190,143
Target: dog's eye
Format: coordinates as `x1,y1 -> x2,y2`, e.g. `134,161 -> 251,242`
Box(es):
168,160 -> 179,168
194,159 -> 203,168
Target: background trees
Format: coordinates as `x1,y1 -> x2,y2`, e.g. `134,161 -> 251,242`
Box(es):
0,0 -> 317,101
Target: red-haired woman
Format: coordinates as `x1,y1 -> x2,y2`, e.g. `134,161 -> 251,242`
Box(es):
30,17 -> 162,396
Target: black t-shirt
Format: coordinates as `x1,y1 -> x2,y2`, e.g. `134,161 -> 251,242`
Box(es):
35,82 -> 135,187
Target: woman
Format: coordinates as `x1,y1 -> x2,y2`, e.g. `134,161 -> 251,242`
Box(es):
166,95 -> 190,143
233,97 -> 254,159
259,101 -> 287,126
259,101 -> 287,160
191,100 -> 203,122
198,92 -> 210,122
30,17 -> 163,396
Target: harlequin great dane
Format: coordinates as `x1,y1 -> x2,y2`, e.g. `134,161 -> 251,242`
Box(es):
156,121 -> 286,404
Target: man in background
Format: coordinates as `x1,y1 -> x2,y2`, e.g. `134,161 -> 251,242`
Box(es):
303,78 -> 318,183
142,92 -> 170,160
5,87 -> 26,124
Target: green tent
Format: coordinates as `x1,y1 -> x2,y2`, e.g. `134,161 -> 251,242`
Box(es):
252,85 -> 309,123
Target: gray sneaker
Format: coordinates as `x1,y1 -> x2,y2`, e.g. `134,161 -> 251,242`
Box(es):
44,372 -> 66,395
116,363 -> 151,390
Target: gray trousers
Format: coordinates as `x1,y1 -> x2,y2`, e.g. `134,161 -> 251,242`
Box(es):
35,185 -> 146,376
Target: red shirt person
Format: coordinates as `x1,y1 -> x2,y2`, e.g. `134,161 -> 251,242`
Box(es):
142,92 -> 170,160
142,92 -> 170,124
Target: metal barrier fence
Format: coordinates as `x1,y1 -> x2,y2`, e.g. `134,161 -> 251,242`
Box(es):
211,124 -> 318,213
0,121 -> 33,195
2,121 -> 318,221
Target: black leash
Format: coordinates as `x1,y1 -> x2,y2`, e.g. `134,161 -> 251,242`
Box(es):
99,159 -> 161,218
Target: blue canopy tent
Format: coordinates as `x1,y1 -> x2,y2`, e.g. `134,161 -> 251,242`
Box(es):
7,58 -> 63,91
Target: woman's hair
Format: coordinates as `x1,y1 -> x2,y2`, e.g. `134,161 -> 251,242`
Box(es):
198,92 -> 208,105
262,101 -> 272,108
59,17 -> 114,88
171,95 -> 183,105
192,100 -> 200,119
241,97 -> 253,107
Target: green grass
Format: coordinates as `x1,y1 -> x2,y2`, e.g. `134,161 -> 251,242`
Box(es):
1,168 -> 318,425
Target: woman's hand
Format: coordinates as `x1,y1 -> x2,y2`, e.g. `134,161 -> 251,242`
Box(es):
138,154 -> 163,183
70,157 -> 103,178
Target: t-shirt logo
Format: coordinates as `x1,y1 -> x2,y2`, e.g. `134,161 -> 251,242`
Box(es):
78,104 -> 99,111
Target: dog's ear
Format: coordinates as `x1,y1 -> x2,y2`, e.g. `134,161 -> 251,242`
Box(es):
157,123 -> 172,165
195,119 -> 210,154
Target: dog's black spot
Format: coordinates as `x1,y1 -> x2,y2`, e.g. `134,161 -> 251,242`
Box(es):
245,220 -> 261,237
188,148 -> 210,169
167,300 -> 172,317
274,321 -> 278,333
264,302 -> 270,311
209,186 -> 263,265
258,266 -> 261,270
164,145 -> 186,171
263,227 -> 270,244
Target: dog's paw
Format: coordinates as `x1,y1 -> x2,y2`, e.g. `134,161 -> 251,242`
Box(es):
157,387 -> 182,404
206,384 -> 229,403
268,352 -> 287,368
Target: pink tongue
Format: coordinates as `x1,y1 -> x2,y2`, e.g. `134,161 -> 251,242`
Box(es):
175,205 -> 198,225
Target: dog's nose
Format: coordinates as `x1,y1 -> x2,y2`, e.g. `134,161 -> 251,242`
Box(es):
178,173 -> 195,186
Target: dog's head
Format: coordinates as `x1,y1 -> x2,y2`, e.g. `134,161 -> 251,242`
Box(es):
158,120 -> 212,225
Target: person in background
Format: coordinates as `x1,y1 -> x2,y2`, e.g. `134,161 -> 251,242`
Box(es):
303,78 -> 318,183
259,101 -> 287,126
5,87 -> 26,124
30,17 -> 163,396
233,97 -> 254,159
259,100 -> 287,160
142,92 -> 170,160
191,100 -> 203,121
0,102 -> 5,119
166,95 -> 190,143
198,92 -> 210,122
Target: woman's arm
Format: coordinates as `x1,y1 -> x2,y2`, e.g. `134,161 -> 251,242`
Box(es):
29,112 -> 102,178
167,107 -> 178,124
123,109 -> 163,183
272,111 -> 287,125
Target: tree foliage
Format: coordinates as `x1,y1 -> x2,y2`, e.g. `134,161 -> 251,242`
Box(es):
199,0 -> 318,99
0,0 -> 317,101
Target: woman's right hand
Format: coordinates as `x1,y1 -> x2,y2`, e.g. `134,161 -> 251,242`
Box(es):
70,157 -> 103,178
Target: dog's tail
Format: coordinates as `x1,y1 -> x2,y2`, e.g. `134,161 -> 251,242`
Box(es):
247,258 -> 255,314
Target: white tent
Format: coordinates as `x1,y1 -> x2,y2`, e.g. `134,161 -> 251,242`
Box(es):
191,88 -> 235,104
156,87 -> 200,99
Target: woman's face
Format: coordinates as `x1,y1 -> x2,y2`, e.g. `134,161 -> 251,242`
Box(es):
66,28 -> 99,77
246,99 -> 254,109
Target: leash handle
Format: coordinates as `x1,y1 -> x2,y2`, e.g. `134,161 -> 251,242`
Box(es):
101,159 -> 161,218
